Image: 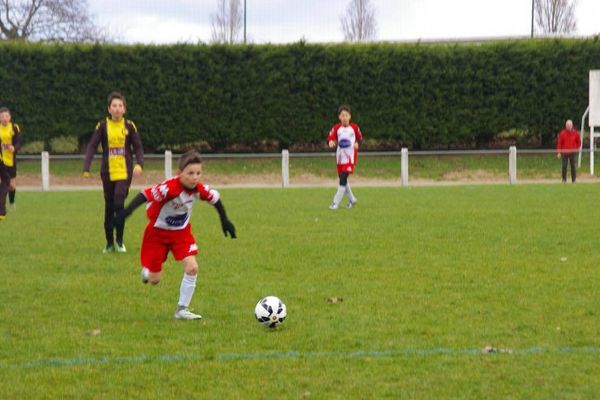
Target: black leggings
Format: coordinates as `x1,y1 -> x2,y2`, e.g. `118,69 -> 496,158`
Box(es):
0,163 -> 9,215
102,178 -> 131,246
338,172 -> 349,186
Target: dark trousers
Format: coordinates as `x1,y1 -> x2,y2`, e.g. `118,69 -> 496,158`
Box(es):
0,163 -> 10,215
101,176 -> 131,246
561,153 -> 576,182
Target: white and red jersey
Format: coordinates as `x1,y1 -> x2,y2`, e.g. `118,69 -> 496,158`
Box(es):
327,123 -> 363,166
142,176 -> 220,230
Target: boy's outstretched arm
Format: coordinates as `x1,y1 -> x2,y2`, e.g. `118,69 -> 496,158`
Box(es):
113,192 -> 147,225
213,200 -> 236,239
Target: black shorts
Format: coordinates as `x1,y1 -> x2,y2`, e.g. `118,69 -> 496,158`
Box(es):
7,165 -> 16,178
0,162 -> 9,181
101,175 -> 132,201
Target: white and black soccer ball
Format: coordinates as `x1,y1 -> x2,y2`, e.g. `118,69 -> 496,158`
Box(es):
254,296 -> 287,328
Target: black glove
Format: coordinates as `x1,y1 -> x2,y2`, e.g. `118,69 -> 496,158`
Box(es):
214,199 -> 236,239
221,218 -> 237,239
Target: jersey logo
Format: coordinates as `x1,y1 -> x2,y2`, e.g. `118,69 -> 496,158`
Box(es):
165,212 -> 188,227
338,138 -> 352,148
109,147 -> 125,155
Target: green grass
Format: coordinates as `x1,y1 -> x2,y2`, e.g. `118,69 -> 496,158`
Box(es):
15,152 -> 598,182
2,185 -> 600,398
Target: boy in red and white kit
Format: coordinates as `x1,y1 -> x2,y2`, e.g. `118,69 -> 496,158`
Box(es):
327,105 -> 363,209
115,150 -> 236,320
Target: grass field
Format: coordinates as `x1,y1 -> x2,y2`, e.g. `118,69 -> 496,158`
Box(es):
2,185 -> 600,399
14,151 -> 599,185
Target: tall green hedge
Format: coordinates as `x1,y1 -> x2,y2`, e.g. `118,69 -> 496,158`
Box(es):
0,38 -> 599,151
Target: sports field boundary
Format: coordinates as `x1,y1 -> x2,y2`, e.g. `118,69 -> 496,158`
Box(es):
17,177 -> 600,191
5,346 -> 600,370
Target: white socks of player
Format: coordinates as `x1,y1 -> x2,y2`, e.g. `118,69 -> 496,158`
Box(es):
345,184 -> 356,204
331,184 -> 356,209
177,273 -> 197,309
331,186 -> 345,207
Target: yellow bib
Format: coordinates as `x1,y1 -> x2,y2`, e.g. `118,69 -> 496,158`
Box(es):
106,118 -> 128,181
0,123 -> 16,167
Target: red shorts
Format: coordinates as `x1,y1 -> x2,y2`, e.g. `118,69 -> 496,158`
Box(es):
337,163 -> 355,175
141,224 -> 198,272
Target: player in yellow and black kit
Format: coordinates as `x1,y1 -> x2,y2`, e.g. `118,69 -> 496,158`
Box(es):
0,107 -> 22,212
83,92 -> 144,253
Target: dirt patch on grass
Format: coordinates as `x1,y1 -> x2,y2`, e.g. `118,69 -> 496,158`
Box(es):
17,171 -> 332,187
442,169 -> 505,182
16,169 -> 599,188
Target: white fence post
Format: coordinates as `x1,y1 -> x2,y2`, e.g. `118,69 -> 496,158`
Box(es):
164,150 -> 172,179
401,148 -> 409,187
281,149 -> 289,188
509,146 -> 517,184
591,127 -> 596,175
41,151 -> 50,191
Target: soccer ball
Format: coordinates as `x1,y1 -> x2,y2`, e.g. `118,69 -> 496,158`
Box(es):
254,296 -> 287,328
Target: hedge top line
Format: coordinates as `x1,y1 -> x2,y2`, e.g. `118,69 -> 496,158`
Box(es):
1,36 -> 599,50
1,37 -> 599,152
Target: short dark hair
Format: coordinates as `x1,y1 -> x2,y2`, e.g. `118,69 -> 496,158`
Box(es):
107,91 -> 127,108
178,150 -> 203,170
338,105 -> 351,115
0,107 -> 10,114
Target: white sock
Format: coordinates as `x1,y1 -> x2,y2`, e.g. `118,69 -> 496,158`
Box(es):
332,186 -> 345,205
177,273 -> 197,308
345,184 -> 356,203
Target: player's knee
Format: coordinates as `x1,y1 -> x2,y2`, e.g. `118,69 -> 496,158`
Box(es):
114,196 -> 125,210
104,201 -> 115,213
186,265 -> 198,276
148,274 -> 161,285
183,258 -> 198,276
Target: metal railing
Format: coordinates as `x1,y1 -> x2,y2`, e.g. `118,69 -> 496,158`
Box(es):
15,146 -> 584,190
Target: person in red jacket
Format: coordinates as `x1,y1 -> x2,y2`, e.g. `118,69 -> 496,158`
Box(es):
556,119 -> 581,183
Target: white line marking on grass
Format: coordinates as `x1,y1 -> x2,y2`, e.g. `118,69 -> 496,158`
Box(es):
5,347 -> 600,369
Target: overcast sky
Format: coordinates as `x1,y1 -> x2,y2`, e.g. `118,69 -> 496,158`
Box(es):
89,0 -> 600,44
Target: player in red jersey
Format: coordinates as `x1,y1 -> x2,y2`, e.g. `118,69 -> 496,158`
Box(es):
115,150 -> 236,320
327,105 -> 363,209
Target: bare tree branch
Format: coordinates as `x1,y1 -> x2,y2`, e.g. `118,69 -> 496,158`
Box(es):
210,0 -> 242,44
22,0 -> 44,39
535,0 -> 577,34
0,0 -> 109,42
340,0 -> 377,42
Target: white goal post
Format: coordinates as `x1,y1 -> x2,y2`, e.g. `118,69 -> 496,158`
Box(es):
588,70 -> 600,174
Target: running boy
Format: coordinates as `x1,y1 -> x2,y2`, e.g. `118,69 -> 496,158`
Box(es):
0,108 -> 22,210
327,105 -> 363,209
114,150 -> 236,320
83,92 -> 144,253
